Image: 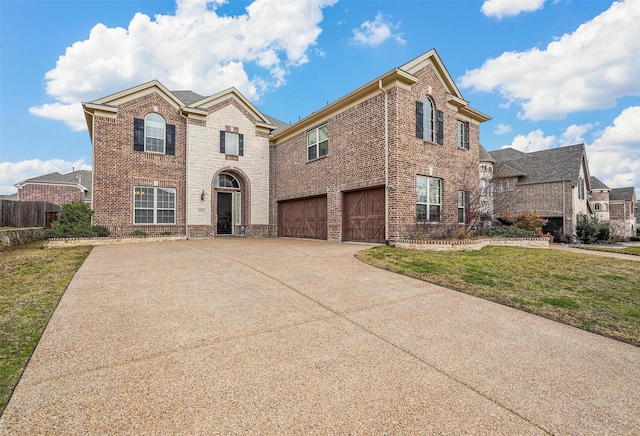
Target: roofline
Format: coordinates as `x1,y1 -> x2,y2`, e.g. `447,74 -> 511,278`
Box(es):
14,181 -> 89,191
271,68 -> 418,142
189,87 -> 273,126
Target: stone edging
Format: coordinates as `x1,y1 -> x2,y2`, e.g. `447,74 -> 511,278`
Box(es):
395,237 -> 550,252
45,236 -> 187,248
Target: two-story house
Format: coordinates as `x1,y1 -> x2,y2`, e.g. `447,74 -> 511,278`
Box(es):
14,170 -> 92,206
609,187 -> 637,237
488,143 -> 593,238
82,49 -> 490,242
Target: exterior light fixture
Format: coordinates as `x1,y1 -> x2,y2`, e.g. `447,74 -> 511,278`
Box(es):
201,190 -> 205,201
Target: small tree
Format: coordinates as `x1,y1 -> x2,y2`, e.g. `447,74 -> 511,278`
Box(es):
43,201 -> 109,238
575,215 -> 608,244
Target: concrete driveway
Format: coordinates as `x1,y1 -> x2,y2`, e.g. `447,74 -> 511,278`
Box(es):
1,238 -> 639,435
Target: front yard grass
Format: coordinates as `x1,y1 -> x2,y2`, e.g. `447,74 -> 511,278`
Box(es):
0,241 -> 92,415
357,245 -> 640,346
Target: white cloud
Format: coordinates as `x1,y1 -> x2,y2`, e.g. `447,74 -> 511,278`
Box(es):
560,123 -> 593,147
29,0 -> 337,130
0,158 -> 92,195
503,129 -> 557,153
351,12 -> 405,46
494,123 -> 512,135
481,0 -> 546,19
28,103 -> 86,131
588,106 -> 640,190
461,0 -> 640,120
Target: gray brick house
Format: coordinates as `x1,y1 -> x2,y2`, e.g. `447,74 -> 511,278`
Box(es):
488,143 -> 593,238
82,49 -> 490,241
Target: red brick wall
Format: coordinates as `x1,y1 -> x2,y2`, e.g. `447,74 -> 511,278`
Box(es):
92,93 -> 187,237
18,184 -> 84,205
271,63 -> 483,241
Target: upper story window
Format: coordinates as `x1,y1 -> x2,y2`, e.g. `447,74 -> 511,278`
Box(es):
220,131 -> 244,156
133,114 -> 175,155
457,120 -> 470,149
416,99 -> 443,145
594,203 -> 601,211
578,177 -> 585,200
307,124 -> 328,161
416,175 -> 442,222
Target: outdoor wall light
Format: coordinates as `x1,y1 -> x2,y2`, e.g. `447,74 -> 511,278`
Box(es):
201,190 -> 206,201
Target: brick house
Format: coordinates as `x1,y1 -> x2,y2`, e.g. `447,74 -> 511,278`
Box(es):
14,170 -> 92,206
82,50 -> 490,241
590,176 -> 611,222
609,187 -> 637,237
488,143 -> 593,238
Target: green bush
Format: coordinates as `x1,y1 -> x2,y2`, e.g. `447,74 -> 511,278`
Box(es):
575,215 -> 609,244
42,202 -> 110,239
487,225 -> 536,238
130,230 -> 148,238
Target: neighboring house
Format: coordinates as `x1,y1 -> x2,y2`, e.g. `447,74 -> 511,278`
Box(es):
479,145 -> 495,222
609,187 -> 637,237
635,201 -> 640,232
488,143 -> 593,238
590,176 -> 610,222
82,49 -> 490,241
0,194 -> 18,201
14,170 -> 92,206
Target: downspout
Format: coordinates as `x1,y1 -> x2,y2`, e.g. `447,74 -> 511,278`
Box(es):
379,79 -> 389,244
82,106 -> 95,224
562,180 -> 566,235
179,108 -> 190,239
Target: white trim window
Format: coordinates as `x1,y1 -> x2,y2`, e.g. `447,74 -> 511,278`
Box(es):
458,191 -> 465,223
145,113 -> 166,153
423,97 -> 434,142
416,176 -> 442,222
134,186 -> 175,224
307,124 -> 328,160
225,132 -> 239,155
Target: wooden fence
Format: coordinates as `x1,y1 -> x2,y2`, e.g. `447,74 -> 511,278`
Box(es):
0,200 -> 60,228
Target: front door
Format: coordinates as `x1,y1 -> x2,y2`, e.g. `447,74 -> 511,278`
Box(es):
217,192 -> 233,235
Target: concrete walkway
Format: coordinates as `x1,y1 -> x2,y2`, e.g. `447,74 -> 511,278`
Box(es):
1,238 -> 639,434
550,243 -> 640,261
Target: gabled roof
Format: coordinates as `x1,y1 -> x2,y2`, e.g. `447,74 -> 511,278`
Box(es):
610,187 -> 636,202
271,49 -> 490,142
171,90 -> 207,106
479,145 -> 495,163
15,170 -> 92,201
590,176 -> 610,191
489,143 -> 588,186
184,87 -> 273,128
492,162 -> 527,178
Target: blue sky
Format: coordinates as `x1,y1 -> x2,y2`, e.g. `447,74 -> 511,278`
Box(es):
1,0 -> 639,197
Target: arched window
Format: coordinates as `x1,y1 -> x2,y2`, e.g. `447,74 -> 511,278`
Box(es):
145,113 -> 166,153
215,173 -> 240,189
423,97 -> 434,142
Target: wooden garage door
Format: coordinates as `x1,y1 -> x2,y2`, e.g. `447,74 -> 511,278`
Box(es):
278,196 -> 327,240
344,187 -> 385,243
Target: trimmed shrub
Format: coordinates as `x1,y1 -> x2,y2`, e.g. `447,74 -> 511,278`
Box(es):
487,226 -> 536,238
575,215 -> 609,244
43,202 -> 95,238
91,225 -> 111,237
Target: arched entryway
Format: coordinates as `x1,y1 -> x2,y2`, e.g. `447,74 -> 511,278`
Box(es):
212,170 -> 249,236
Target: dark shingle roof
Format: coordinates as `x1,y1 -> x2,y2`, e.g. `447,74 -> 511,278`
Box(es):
492,162 -> 527,178
263,114 -> 290,135
489,143 -> 587,186
609,187 -> 635,202
17,170 -> 92,202
590,176 -> 610,191
479,145 -> 495,163
171,90 -> 207,106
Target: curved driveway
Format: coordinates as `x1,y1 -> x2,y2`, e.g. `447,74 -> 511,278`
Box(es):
1,238 -> 639,434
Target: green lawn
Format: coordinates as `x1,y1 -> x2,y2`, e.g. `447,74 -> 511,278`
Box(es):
0,242 -> 92,415
357,245 -> 640,346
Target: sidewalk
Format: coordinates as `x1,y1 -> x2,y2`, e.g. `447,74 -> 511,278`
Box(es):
550,243 -> 640,261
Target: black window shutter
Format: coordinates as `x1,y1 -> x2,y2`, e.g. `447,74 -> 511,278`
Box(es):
464,121 -> 470,150
166,124 -> 175,155
465,191 -> 471,224
415,101 -> 424,139
436,110 -> 444,145
219,131 -> 226,154
134,118 -> 144,151
238,133 -> 244,156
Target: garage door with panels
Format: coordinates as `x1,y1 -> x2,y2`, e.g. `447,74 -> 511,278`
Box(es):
343,187 -> 385,243
278,195 -> 327,240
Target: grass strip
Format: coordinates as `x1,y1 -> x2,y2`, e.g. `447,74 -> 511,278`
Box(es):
0,241 -> 92,415
575,245 -> 640,256
356,245 -> 640,346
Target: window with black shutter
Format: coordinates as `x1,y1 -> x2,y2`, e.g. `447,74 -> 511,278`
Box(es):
219,130 -> 226,154
415,101 -> 424,139
166,124 -> 175,155
436,110 -> 444,145
134,118 -> 144,151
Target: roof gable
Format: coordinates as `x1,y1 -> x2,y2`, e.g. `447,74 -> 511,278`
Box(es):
88,80 -> 183,109
183,87 -> 273,128
400,49 -> 463,100
590,176 -> 610,191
